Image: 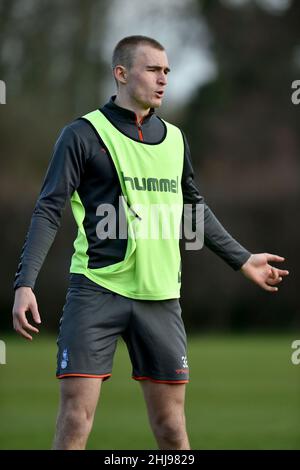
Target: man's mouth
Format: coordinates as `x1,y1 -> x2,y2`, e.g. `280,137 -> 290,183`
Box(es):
155,90 -> 164,98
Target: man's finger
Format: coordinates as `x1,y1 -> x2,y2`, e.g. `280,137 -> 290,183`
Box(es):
266,253 -> 285,263
267,277 -> 282,286
276,269 -> 289,276
271,267 -> 280,279
262,283 -> 278,292
13,308 -> 40,332
266,275 -> 282,286
14,315 -> 39,336
23,321 -> 39,334
17,328 -> 33,341
14,321 -> 33,340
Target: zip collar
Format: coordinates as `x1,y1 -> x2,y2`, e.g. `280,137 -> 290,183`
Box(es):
103,95 -> 155,126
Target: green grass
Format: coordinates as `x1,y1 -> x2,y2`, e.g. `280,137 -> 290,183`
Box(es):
0,333 -> 299,449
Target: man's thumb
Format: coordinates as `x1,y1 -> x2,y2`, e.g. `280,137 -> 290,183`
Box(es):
30,299 -> 41,324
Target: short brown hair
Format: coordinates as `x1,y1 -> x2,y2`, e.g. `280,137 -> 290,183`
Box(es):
112,35 -> 165,71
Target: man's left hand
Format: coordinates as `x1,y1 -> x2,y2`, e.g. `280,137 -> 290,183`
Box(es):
240,253 -> 289,292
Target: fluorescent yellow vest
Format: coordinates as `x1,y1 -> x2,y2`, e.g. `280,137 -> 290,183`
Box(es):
70,110 -> 184,300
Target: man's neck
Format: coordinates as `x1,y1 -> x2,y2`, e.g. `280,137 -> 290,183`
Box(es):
114,95 -> 150,123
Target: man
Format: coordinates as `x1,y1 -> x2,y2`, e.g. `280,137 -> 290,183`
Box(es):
12,35 -> 289,450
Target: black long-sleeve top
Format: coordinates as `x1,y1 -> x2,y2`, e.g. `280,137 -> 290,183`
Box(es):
13,96 -> 251,293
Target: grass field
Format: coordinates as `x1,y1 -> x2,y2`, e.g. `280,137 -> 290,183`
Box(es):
0,333 -> 299,449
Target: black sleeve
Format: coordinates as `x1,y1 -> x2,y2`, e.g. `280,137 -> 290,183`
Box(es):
13,123 -> 87,291
181,132 -> 251,270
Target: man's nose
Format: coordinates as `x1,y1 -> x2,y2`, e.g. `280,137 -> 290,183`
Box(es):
158,74 -> 167,86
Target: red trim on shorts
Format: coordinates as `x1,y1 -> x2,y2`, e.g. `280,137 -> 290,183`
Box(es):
56,373 -> 111,380
132,375 -> 189,384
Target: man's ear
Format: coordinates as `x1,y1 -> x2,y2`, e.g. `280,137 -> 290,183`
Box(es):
114,65 -> 127,85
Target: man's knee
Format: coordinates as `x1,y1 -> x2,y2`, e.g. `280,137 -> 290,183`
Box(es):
58,405 -> 94,435
152,412 -> 187,443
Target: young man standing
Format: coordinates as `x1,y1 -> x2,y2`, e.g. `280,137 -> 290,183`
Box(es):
12,36 -> 288,450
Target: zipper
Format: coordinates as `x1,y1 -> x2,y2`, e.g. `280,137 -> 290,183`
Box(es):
121,194 -> 142,221
135,116 -> 144,141
124,113 -> 143,221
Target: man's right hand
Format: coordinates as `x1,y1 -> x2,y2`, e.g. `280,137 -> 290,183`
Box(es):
12,287 -> 41,340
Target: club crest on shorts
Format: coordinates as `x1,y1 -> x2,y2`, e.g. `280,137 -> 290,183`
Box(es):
61,348 -> 69,369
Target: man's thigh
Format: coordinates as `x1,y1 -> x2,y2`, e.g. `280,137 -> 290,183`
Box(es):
58,377 -> 103,416
56,286 -> 131,379
122,298 -> 189,383
140,381 -> 187,422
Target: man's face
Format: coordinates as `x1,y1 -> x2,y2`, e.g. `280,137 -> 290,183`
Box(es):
125,45 -> 170,110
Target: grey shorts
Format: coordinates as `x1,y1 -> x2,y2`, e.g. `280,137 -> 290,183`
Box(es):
56,283 -> 189,384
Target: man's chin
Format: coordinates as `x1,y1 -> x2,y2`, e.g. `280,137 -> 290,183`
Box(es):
151,98 -> 163,108
138,97 -> 163,110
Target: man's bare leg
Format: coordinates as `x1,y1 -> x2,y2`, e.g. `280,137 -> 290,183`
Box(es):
140,381 -> 190,450
52,377 -> 102,450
